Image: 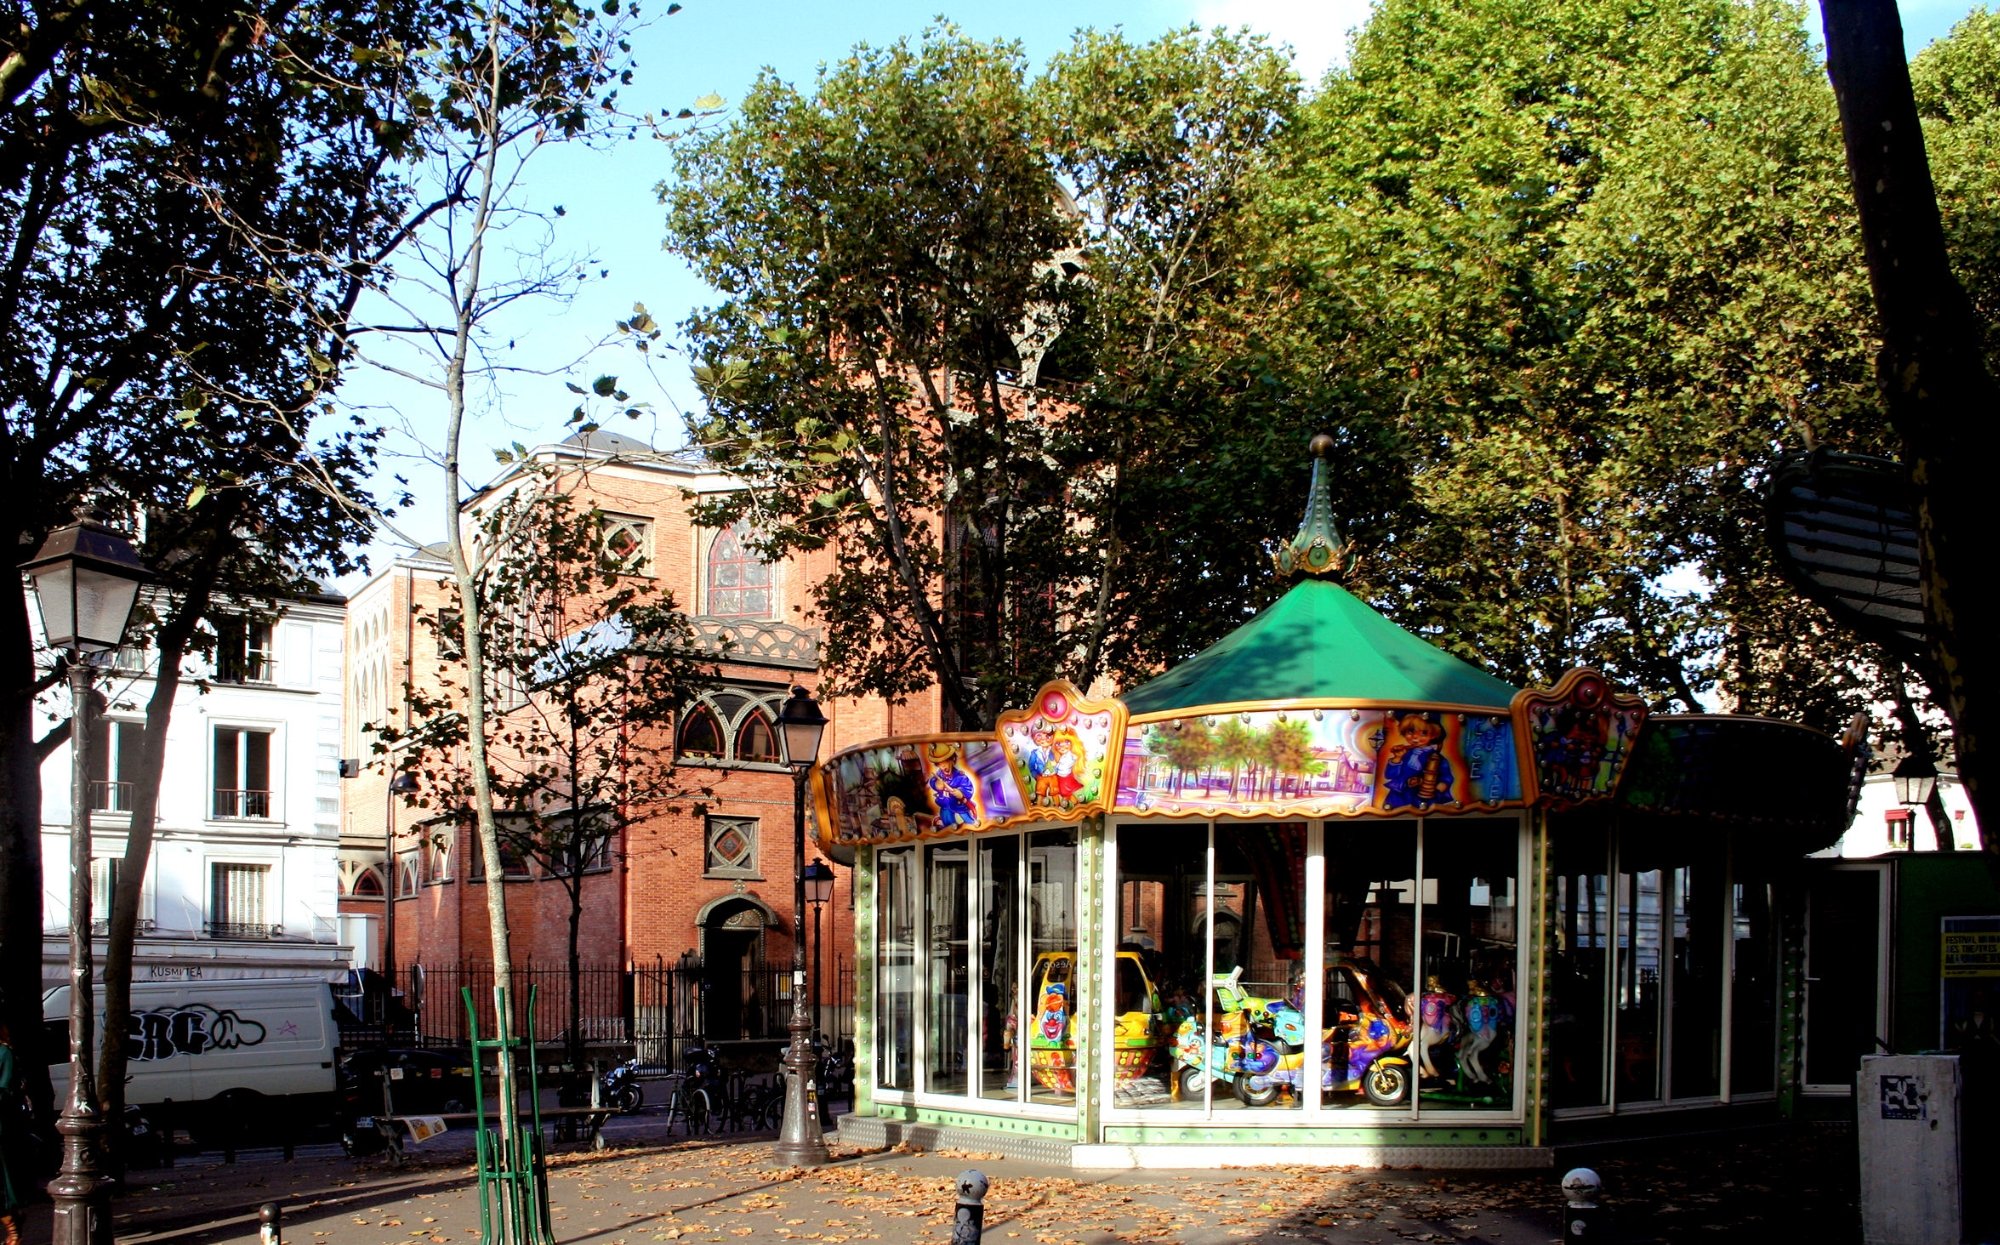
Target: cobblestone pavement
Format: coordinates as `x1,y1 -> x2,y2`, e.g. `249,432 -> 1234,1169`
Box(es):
10,1117 -> 1866,1245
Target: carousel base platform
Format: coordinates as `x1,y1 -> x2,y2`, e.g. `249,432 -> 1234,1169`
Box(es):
835,1113 -> 1075,1163
837,1113 -> 1555,1169
1071,1142 -> 1555,1170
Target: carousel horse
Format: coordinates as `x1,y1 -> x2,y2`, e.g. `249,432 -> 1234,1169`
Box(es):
1417,976 -> 1459,1078
1460,980 -> 1505,1083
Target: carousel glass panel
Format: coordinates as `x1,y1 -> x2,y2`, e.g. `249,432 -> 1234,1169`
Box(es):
1730,879 -> 1778,1095
1200,823 -> 1306,1113
1323,820 -> 1419,1112
1114,823 -> 1206,1112
1550,821 -> 1612,1109
1415,820 -> 1518,1111
1614,867 -> 1665,1104
926,841 -> 971,1095
1026,828 -> 1079,1107
977,834 -> 1022,1103
876,846 -> 917,1092
1670,863 -> 1726,1099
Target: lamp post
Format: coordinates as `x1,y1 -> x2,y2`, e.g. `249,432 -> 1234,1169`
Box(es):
774,685 -> 828,1167
382,770 -> 419,1035
1894,751 -> 1939,811
21,513 -> 149,1245
804,860 -> 836,1042
1893,750 -> 1940,849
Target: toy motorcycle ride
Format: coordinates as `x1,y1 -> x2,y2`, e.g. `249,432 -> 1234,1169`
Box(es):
1188,960 -> 1414,1108
1171,966 -> 1287,1099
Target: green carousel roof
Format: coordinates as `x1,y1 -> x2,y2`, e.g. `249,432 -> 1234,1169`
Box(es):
1121,434 -> 1520,717
1120,578 -> 1519,715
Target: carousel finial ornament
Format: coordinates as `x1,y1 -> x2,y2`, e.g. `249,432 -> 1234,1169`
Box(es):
1272,432 -> 1357,580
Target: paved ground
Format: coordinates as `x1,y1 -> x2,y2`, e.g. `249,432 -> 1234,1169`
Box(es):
9,1114 -> 1867,1245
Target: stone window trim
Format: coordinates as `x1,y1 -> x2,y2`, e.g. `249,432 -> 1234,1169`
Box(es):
704,814 -> 762,880
675,686 -> 791,771
600,512 -> 655,576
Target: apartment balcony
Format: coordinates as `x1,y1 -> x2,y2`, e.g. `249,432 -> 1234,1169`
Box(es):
203,921 -> 286,940
211,787 -> 273,819
91,780 -> 135,814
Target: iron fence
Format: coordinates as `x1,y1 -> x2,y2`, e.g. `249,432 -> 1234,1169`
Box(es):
344,954 -> 856,1066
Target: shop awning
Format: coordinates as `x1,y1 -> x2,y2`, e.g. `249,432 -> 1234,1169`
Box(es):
1120,578 -> 1520,718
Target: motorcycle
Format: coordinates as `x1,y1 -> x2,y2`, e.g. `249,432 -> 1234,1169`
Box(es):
603,1039 -> 720,1115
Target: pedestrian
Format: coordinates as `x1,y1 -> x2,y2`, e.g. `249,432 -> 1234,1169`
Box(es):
0,1018 -> 25,1245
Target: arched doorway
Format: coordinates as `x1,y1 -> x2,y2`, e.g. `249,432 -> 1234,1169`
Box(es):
699,896 -> 776,1040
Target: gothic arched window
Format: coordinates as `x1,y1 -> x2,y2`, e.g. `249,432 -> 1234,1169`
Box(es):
706,520 -> 772,618
679,705 -> 725,758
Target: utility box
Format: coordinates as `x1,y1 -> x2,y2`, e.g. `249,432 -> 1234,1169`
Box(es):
1859,1053 -> 1962,1245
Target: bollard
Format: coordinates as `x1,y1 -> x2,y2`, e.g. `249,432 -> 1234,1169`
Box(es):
951,1170 -> 989,1245
258,1202 -> 282,1245
1561,1167 -> 1606,1244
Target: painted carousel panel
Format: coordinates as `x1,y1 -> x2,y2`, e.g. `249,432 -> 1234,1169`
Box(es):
1114,707 -> 1523,818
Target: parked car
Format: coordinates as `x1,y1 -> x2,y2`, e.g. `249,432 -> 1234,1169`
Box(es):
337,1047 -> 477,1155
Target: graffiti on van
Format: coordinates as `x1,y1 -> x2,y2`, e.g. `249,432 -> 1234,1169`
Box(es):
124,1005 -> 269,1060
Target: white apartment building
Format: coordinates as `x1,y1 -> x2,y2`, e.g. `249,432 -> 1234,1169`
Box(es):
39,590 -> 353,986
1835,770 -> 1982,856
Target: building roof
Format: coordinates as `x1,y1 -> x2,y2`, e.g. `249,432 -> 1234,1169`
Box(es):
1119,577 -> 1520,716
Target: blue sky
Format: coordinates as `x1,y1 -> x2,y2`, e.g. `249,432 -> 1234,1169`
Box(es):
347,0 -> 1989,557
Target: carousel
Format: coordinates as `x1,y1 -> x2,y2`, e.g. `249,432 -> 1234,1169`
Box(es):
815,436 -> 1852,1168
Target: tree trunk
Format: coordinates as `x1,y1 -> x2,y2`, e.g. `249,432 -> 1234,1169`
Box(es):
0,578 -> 52,1116
1821,0 -> 1997,849
96,564 -> 218,1158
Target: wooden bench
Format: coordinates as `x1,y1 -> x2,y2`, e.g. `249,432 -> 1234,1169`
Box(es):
367,1105 -> 618,1164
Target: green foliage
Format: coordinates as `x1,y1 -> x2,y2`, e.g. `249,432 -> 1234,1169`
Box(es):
1254,0 -> 1894,724
1913,6 -> 2000,368
663,24 -> 1081,728
663,24 -> 1299,726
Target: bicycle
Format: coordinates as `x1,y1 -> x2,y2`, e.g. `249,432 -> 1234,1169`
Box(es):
659,1071 -> 713,1137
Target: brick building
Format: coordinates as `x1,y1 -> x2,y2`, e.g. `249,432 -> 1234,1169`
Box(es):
336,430 -> 937,1050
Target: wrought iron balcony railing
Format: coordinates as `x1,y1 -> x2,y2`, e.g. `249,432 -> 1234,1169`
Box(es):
211,787 -> 273,819
204,921 -> 284,940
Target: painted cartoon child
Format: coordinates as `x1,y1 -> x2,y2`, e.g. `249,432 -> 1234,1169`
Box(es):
1383,711 -> 1455,809
1027,727 -> 1059,805
1051,735 -> 1083,807
928,744 -> 977,827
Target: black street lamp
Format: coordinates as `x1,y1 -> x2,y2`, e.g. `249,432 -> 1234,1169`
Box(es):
774,686 -> 828,1167
1893,750 -> 1939,811
21,513 -> 149,1245
382,770 -> 419,1035
804,860 -> 836,1042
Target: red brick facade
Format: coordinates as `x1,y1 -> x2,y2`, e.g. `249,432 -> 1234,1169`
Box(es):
336,435 -> 941,1035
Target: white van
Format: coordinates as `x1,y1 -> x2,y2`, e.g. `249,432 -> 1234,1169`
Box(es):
44,977 -> 341,1136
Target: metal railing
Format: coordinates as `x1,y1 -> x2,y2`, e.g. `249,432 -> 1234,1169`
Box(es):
91,780 -> 135,813
347,954 -> 856,1061
205,920 -> 284,940
211,788 -> 272,818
